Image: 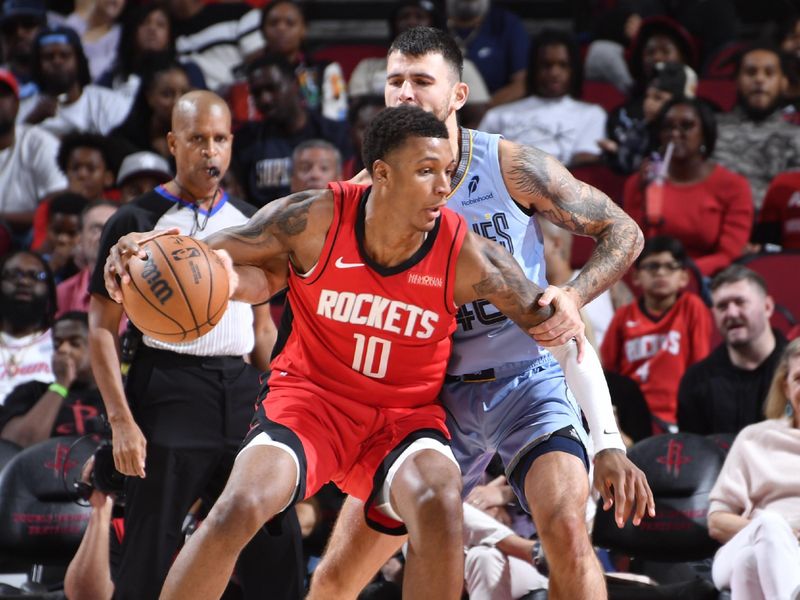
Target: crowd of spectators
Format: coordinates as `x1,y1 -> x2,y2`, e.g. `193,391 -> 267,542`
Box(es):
0,0 -> 799,599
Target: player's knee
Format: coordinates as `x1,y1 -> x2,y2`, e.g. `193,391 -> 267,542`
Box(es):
308,561 -> 359,599
208,485 -> 278,537
410,481 -> 463,534
535,501 -> 590,555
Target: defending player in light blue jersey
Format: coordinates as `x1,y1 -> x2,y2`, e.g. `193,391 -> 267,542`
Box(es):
310,27 -> 654,600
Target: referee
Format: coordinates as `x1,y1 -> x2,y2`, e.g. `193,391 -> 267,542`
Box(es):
88,91 -> 302,600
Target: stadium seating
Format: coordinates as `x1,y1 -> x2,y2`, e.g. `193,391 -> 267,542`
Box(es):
736,251 -> 800,336
593,433 -> 727,599
0,437 -> 97,596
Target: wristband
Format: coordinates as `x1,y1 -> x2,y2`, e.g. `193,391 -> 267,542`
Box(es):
48,382 -> 68,399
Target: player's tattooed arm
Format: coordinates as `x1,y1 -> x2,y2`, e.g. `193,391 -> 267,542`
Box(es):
455,232 -> 554,329
204,189 -> 334,303
501,140 -> 644,306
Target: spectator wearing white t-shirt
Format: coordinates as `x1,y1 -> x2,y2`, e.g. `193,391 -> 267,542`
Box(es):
0,250 -> 56,405
17,25 -> 132,137
0,68 -> 66,233
480,29 -> 607,167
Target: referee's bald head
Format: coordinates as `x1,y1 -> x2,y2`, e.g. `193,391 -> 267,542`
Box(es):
172,90 -> 231,132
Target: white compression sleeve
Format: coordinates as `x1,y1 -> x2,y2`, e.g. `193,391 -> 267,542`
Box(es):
548,339 -> 626,453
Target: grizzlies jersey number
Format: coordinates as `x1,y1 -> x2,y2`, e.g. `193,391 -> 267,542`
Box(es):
446,129 -> 549,374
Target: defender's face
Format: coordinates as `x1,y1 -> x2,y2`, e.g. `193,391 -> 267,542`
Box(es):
385,51 -> 459,123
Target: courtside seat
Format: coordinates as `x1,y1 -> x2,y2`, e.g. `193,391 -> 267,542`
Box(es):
593,433 -> 727,599
0,436 -> 96,593
0,440 -> 20,475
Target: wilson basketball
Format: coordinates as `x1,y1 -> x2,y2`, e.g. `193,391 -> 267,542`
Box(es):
120,235 -> 229,343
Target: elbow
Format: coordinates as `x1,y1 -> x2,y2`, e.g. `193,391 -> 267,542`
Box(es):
707,513 -> 725,543
631,222 -> 645,262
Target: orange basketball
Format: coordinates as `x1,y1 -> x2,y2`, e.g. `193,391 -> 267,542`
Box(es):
120,235 -> 229,343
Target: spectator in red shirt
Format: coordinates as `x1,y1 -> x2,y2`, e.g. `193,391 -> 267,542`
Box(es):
624,97 -> 753,276
752,170 -> 800,251
602,236 -> 712,432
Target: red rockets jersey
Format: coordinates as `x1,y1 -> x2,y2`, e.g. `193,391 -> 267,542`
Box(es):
601,292 -> 712,424
269,181 -> 467,409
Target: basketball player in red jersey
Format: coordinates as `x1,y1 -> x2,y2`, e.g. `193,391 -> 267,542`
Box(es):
105,106 -> 562,600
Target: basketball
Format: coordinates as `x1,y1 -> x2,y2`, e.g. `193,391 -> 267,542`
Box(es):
120,235 -> 229,343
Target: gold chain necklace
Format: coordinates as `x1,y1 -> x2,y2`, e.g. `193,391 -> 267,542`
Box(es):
0,331 -> 43,377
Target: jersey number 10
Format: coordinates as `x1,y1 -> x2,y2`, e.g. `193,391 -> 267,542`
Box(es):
352,333 -> 392,379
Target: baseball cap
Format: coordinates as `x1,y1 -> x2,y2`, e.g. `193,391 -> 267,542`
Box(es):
649,62 -> 697,99
117,152 -> 172,186
0,68 -> 18,98
0,0 -> 46,25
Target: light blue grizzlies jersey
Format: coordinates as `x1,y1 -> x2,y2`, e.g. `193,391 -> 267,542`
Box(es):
446,129 -> 549,375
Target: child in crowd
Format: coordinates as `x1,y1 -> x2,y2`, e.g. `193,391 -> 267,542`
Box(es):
601,236 -> 712,432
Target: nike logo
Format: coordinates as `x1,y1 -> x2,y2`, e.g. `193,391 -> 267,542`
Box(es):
335,256 -> 365,269
482,401 -> 491,412
625,320 -> 639,328
603,428 -> 620,435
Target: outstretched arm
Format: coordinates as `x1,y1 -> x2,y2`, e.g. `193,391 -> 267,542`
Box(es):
102,190 -> 333,305
500,140 -> 644,348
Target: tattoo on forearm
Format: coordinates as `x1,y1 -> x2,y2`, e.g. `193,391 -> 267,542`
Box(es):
227,192 -> 315,245
508,145 -> 644,305
474,242 -> 553,326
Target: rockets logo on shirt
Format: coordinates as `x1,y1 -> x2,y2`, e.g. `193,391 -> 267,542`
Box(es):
624,331 -> 682,362
317,290 -> 439,339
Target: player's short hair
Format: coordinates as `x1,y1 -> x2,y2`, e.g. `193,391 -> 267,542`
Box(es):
388,26 -> 463,81
361,105 -> 448,174
635,235 -> 687,267
49,192 -> 89,218
710,264 -> 768,296
653,96 -> 718,158
57,133 -> 113,176
291,139 -> 342,173
245,51 -> 296,82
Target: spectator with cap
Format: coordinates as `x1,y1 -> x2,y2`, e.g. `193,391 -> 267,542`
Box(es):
0,68 -> 66,236
56,201 -> 117,317
713,44 -> 800,212
116,151 -> 172,203
625,16 -> 698,101
348,0 -> 490,127
479,29 -> 606,167
0,0 -> 47,101
602,61 -> 697,174
17,25 -> 132,137
446,0 -> 529,107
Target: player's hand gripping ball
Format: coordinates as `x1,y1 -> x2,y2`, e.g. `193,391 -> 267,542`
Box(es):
120,235 -> 229,343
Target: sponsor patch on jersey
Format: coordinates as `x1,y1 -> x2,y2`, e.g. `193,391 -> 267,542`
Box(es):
407,272 -> 444,288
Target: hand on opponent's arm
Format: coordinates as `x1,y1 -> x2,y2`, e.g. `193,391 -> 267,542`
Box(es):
454,232 -> 553,330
